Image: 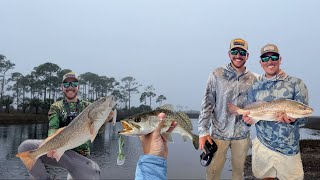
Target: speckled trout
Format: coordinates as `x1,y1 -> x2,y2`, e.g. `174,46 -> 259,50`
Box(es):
16,95 -> 117,170
228,99 -> 313,123
119,105 -> 199,150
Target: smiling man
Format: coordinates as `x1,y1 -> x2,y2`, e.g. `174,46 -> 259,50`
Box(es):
243,44 -> 309,180
198,38 -> 257,180
17,72 -> 108,180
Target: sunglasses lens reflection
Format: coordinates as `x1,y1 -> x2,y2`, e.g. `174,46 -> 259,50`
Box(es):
63,82 -> 78,88
230,49 -> 247,56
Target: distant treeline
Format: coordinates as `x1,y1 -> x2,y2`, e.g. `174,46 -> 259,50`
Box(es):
0,55 -> 170,114
185,113 -> 200,119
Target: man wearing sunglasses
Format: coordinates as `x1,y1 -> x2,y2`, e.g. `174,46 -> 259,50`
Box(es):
198,38 -> 257,180
18,72 -> 110,179
243,44 -> 308,180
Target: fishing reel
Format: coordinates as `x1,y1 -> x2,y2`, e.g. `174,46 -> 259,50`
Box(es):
200,139 -> 218,167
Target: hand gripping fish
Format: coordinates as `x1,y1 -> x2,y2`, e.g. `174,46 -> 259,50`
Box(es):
16,95 -> 117,170
119,105 -> 199,150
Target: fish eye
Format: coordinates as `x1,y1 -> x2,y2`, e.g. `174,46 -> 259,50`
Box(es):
134,118 -> 141,122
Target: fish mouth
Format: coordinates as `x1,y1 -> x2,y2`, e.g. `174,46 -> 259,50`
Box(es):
119,121 -> 140,134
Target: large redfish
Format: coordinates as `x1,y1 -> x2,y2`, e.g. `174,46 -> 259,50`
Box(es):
16,95 -> 117,170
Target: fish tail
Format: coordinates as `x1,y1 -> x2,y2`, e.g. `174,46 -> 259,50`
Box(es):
192,134 -> 199,150
227,103 -> 241,115
16,151 -> 37,171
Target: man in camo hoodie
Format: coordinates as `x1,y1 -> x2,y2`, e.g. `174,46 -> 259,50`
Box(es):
18,72 -> 108,180
198,38 -> 257,180
243,44 -> 308,180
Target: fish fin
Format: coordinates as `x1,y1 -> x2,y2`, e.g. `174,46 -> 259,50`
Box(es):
192,134 -> 199,150
112,109 -> 117,126
182,135 -> 188,142
40,127 -> 65,147
162,132 -> 174,143
47,150 -> 56,158
90,122 -> 95,135
227,103 -> 242,115
90,121 -> 101,142
50,149 -> 65,162
90,131 -> 99,143
16,151 -> 36,171
176,112 -> 193,131
157,104 -> 173,111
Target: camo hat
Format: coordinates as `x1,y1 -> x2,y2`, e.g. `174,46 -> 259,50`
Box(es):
260,43 -> 279,57
62,72 -> 79,82
229,38 -> 248,51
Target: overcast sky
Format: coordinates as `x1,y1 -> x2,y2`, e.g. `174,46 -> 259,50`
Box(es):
1,0 -> 319,115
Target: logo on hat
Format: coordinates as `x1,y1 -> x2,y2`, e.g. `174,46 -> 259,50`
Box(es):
62,72 -> 78,82
260,43 -> 279,56
229,38 -> 248,51
263,45 -> 275,52
233,39 -> 245,46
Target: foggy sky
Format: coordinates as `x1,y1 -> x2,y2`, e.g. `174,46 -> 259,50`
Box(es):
0,0 -> 319,115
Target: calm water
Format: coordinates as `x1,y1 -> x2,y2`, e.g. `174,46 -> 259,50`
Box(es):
0,120 -> 207,179
1,120 -> 319,180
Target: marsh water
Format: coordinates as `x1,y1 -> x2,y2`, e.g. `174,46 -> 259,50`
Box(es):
1,120 -> 320,179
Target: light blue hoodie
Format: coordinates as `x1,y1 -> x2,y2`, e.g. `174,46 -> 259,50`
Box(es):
135,155 -> 167,180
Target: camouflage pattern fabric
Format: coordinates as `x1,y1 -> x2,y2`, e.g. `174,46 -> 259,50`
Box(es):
198,63 -> 257,140
247,73 -> 309,155
48,99 -> 91,156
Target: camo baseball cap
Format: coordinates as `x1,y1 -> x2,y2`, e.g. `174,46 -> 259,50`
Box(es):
229,38 -> 248,51
62,72 -> 79,82
260,43 -> 279,57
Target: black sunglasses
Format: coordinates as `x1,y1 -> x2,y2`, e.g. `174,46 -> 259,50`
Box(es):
260,55 -> 280,62
63,82 -> 79,88
230,49 -> 247,56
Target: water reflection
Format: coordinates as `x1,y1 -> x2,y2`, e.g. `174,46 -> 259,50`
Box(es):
0,121 -> 207,179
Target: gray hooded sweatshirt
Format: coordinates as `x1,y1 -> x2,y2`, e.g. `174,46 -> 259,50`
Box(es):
198,63 -> 257,140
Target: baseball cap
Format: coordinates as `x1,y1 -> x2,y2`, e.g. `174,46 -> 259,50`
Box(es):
260,43 -> 279,57
229,38 -> 248,51
62,72 -> 79,82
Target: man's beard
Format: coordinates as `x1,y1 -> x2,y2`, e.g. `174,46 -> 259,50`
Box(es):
65,92 -> 77,100
231,59 -> 245,69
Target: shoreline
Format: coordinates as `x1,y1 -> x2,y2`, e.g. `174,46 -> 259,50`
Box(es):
0,113 -> 203,125
0,113 -> 319,126
0,113 -> 48,124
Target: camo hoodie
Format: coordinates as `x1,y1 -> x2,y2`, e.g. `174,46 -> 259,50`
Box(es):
247,73 -> 309,155
198,63 -> 257,140
48,99 -> 91,156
